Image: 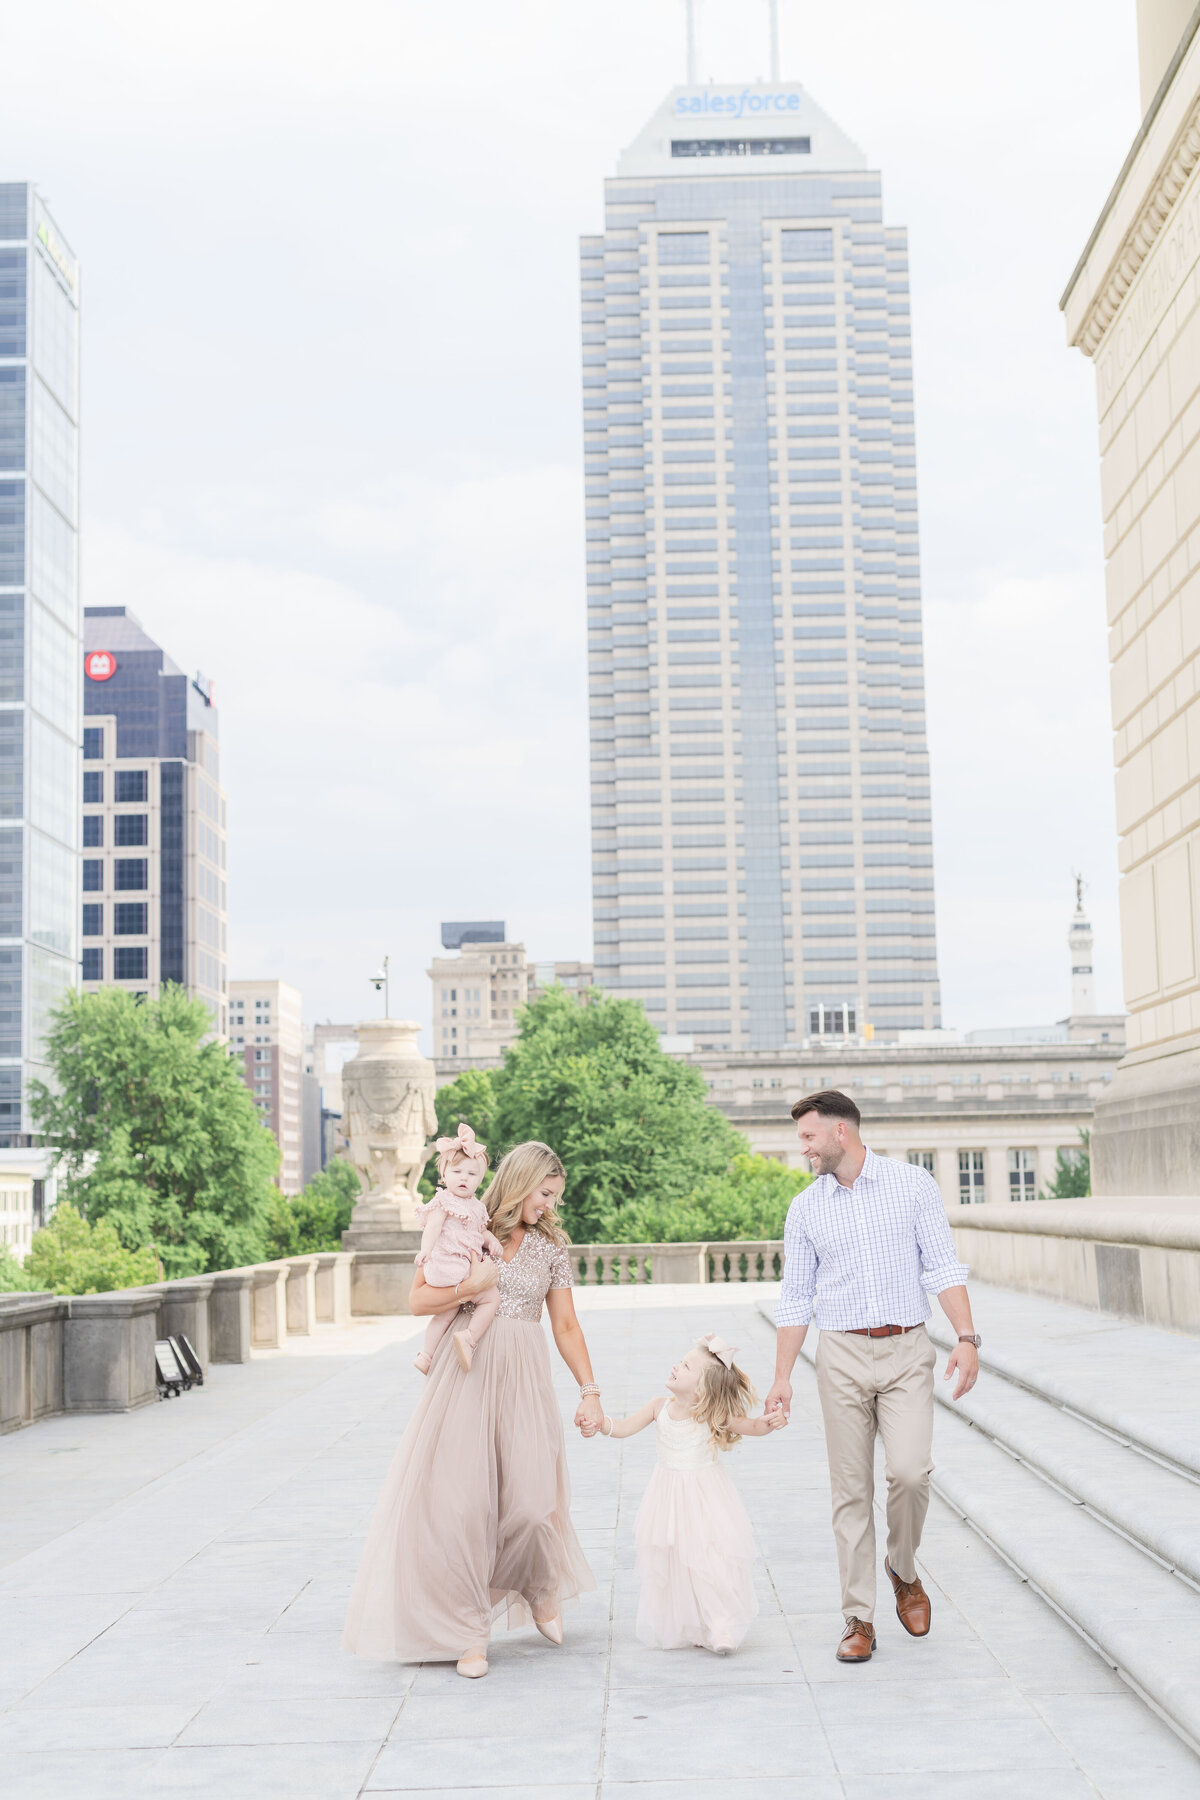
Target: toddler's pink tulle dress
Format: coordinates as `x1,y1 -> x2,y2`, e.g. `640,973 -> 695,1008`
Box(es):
634,1404 -> 759,1652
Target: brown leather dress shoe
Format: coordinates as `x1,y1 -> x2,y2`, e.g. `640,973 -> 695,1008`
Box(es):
885,1557 -> 931,1636
836,1616 -> 876,1662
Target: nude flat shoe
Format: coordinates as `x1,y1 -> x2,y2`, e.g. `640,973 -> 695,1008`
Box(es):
453,1331 -> 474,1373
456,1653 -> 489,1678
535,1615 -> 563,1645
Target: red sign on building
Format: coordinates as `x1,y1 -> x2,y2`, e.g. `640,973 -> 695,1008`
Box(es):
84,651 -> 116,681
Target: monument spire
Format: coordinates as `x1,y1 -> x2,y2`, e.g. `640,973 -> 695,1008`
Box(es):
1068,874 -> 1096,1018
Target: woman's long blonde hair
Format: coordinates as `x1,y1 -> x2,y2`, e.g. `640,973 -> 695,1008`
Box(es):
693,1344 -> 757,1453
485,1141 -> 569,1247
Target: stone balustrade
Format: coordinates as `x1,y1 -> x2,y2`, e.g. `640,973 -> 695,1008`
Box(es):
0,1237 -> 791,1435
7,1198 -> 1199,1434
569,1241 -> 785,1285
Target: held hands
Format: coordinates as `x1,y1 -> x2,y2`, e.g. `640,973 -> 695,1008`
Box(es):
762,1408 -> 788,1432
764,1379 -> 792,1420
575,1393 -> 603,1437
944,1341 -> 979,1400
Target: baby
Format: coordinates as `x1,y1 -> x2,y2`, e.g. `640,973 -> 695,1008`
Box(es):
412,1123 -> 502,1376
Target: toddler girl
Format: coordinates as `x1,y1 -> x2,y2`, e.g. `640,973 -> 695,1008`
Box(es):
592,1333 -> 786,1654
412,1123 -> 502,1375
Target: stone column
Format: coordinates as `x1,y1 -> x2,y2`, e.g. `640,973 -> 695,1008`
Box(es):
209,1271 -> 254,1363
158,1275 -> 214,1373
341,1019 -> 438,1251
62,1291 -> 160,1413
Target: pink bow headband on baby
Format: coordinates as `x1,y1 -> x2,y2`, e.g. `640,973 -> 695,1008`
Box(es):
435,1122 -> 487,1162
699,1333 -> 740,1370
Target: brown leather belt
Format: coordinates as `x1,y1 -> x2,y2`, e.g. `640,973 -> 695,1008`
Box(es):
846,1324 -> 923,1338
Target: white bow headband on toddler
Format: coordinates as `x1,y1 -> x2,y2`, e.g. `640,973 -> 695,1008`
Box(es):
698,1333 -> 740,1370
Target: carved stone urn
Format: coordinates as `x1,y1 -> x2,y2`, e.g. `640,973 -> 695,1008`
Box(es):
340,1020 -> 438,1249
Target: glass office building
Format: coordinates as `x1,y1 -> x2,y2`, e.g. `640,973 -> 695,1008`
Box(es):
582,85 -> 941,1049
82,608 -> 228,1034
0,183 -> 80,1143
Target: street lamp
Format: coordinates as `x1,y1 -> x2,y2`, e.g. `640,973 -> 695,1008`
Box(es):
369,956 -> 390,1018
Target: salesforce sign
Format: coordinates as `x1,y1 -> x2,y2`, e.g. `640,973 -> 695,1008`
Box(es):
674,89 -> 804,120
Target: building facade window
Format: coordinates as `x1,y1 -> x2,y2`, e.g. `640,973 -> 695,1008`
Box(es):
1008,1148 -> 1036,1202
906,1150 -> 934,1174
114,858 -> 147,890
82,770 -> 102,803
114,945 -> 147,980
82,858 -> 102,891
82,815 -> 102,847
113,902 -> 147,935
83,726 -> 103,760
114,769 -> 148,803
82,946 -> 102,981
958,1149 -> 985,1203
114,814 -> 148,847
81,903 -> 102,936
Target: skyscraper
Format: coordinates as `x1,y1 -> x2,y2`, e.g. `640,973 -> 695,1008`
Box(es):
0,183 -> 81,1144
82,607 -> 228,1032
582,85 -> 940,1050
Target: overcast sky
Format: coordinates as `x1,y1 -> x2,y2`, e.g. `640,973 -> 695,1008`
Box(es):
1,0 -> 1139,1043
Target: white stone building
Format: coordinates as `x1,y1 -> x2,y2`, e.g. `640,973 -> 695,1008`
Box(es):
695,1035 -> 1119,1208
1062,0 -> 1200,1192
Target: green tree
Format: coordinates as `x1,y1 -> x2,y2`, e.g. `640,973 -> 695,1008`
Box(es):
29,986 -> 280,1278
0,1243 -> 37,1292
24,1203 -> 161,1295
599,1153 -> 810,1244
490,987 -> 746,1240
261,1158 -> 362,1257
1042,1130 -> 1091,1199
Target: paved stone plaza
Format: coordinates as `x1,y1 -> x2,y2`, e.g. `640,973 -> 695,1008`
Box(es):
1,1284 -> 1198,1799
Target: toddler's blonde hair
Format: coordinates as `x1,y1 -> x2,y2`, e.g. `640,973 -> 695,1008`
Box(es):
485,1141 -> 569,1246
692,1342 -> 756,1452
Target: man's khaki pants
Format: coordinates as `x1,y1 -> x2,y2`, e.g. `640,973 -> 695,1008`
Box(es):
814,1325 -> 936,1623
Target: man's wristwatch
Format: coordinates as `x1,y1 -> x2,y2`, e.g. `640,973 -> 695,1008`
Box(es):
958,1333 -> 982,1349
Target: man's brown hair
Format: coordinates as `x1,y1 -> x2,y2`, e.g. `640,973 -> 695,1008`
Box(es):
790,1088 -> 861,1129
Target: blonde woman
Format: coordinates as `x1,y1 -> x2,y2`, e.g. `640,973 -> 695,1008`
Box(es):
342,1142 -> 600,1678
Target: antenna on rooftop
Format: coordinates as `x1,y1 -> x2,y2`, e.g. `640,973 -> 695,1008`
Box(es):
768,0 -> 781,80
685,0 -> 698,83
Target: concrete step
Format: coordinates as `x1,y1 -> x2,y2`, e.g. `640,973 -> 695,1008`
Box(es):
924,1301 -> 1200,1481
930,1408 -> 1200,1754
757,1292 -> 1200,1754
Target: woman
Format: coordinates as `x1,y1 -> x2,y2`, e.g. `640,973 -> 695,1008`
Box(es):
342,1141 -> 603,1678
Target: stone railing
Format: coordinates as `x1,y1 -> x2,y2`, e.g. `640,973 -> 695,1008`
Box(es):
570,1241 -> 785,1285
0,1238 -> 787,1434
946,1201 -> 1200,1335
0,1245 -> 408,1435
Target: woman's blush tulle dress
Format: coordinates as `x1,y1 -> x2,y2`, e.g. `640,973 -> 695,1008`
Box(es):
342,1231 -> 595,1662
634,1404 -> 759,1652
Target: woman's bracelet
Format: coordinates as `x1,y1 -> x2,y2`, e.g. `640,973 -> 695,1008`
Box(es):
602,1416 -> 613,1436
579,1382 -> 601,1398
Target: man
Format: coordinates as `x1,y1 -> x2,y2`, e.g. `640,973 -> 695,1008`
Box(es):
765,1090 -> 980,1664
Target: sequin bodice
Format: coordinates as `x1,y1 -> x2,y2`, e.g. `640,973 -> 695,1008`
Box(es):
492,1230 -> 573,1321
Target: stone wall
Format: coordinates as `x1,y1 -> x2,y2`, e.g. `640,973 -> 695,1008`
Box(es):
948,1203 -> 1200,1334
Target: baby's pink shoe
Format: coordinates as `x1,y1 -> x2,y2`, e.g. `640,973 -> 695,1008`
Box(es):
453,1331 -> 474,1373
413,1350 -> 432,1375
